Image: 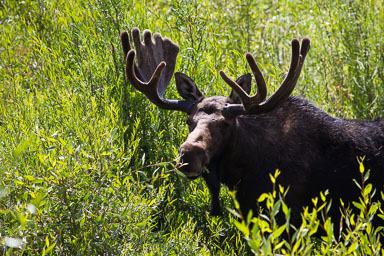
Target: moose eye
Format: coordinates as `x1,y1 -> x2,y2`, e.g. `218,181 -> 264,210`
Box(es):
199,106 -> 216,115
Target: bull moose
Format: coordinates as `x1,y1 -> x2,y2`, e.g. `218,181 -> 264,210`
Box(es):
120,28 -> 384,228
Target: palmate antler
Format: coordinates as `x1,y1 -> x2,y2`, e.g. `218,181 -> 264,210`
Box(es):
121,28 -> 310,116
220,38 -> 310,115
120,28 -> 193,112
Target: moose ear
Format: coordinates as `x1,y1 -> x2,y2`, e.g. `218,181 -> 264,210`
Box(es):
175,72 -> 205,102
228,73 -> 252,104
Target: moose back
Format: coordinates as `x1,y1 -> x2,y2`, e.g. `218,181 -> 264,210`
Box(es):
120,28 -> 384,226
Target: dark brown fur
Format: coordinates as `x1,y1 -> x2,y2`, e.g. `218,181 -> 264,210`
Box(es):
179,94 -> 384,228
121,28 -> 384,230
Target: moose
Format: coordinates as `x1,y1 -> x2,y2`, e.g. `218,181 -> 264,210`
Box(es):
120,28 -> 384,228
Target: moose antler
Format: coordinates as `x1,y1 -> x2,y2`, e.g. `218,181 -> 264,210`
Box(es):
121,28 -> 193,112
220,38 -> 310,114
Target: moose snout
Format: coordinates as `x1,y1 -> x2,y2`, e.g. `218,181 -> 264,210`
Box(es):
177,143 -> 207,179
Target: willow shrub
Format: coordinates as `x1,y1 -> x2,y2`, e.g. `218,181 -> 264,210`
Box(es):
233,162 -> 384,255
1,0 -> 384,255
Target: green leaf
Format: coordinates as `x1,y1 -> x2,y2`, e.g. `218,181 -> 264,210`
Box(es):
13,138 -> 31,158
137,219 -> 148,227
80,218 -> 85,228
359,160 -> 365,174
312,197 -> 318,207
274,241 -> 285,251
352,201 -> 364,211
269,173 -> 276,184
363,184 -> 372,197
347,242 -> 358,254
248,239 -> 259,252
234,220 -> 249,237
46,243 -> 55,254
282,202 -> 289,217
45,236 -> 50,247
291,240 -> 301,254
274,169 -> 281,178
320,191 -> 327,202
271,224 -> 286,240
258,193 -> 269,203
364,170 -> 370,182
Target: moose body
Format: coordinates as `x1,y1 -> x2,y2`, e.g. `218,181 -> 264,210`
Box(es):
198,96 -> 384,224
120,28 -> 384,228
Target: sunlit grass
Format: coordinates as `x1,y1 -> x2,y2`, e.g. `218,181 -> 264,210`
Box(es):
1,0 -> 384,254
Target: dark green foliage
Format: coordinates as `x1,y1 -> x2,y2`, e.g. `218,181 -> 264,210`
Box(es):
234,163 -> 384,255
1,0 -> 383,254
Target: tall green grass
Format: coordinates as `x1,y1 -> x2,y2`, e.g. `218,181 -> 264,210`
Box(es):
1,0 -> 383,254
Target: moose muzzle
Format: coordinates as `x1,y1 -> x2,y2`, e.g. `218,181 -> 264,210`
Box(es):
177,142 -> 207,179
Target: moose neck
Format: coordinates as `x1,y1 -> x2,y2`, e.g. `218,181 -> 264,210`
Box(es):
214,96 -> 384,192
216,96 -> 333,188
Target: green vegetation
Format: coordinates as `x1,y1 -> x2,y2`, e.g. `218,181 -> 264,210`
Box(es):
1,0 -> 383,254
233,163 -> 383,255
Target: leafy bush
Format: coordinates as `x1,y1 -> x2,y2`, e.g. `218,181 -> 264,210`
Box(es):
1,0 -> 383,254
233,162 -> 384,255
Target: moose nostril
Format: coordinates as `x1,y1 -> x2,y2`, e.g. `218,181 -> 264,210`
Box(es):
178,144 -> 205,164
179,143 -> 204,154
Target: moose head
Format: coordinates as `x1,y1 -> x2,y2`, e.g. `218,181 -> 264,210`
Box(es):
120,28 -> 310,180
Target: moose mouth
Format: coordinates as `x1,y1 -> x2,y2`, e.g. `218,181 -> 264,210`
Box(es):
177,144 -> 207,179
176,161 -> 204,179
186,175 -> 200,180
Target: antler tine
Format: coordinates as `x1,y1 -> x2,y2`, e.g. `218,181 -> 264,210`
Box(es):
222,37 -> 310,115
125,49 -> 165,97
219,71 -> 248,101
121,29 -> 193,112
219,54 -> 268,108
260,38 -> 310,111
245,53 -> 267,104
121,30 -> 145,82
283,37 -> 310,94
254,39 -> 301,111
120,30 -> 130,58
